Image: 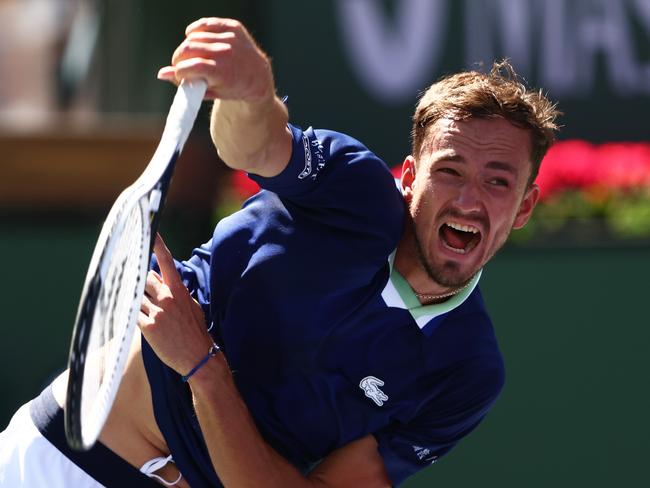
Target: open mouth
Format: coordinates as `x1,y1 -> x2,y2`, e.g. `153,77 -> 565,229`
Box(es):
439,221 -> 482,255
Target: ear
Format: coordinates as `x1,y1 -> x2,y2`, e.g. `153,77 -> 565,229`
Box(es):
513,183 -> 541,229
400,156 -> 417,203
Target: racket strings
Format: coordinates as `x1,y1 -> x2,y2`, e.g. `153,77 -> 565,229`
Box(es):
80,199 -> 149,439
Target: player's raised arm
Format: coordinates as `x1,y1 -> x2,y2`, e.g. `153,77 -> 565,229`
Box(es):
158,17 -> 292,177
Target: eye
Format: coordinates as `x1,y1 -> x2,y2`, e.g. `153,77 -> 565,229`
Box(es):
488,177 -> 510,187
437,167 -> 460,176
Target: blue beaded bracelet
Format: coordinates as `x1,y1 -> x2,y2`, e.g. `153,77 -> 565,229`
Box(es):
181,343 -> 220,382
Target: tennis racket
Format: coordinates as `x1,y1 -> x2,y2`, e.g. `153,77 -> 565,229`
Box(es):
64,79 -> 207,451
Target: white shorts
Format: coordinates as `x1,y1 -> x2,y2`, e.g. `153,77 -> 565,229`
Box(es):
0,400 -> 104,487
0,387 -> 161,488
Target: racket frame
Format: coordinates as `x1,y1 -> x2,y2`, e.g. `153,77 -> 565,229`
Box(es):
64,80 -> 206,450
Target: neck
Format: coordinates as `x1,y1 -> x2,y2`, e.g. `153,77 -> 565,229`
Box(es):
394,231 -> 458,303
411,282 -> 471,304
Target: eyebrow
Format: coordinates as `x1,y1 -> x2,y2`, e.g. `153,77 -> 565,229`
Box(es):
435,153 -> 519,176
485,160 -> 518,175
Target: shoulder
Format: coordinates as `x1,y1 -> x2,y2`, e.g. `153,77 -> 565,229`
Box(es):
242,124 -> 404,250
250,124 -> 401,201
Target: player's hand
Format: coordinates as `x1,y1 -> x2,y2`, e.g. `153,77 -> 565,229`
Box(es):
138,234 -> 216,376
157,17 -> 274,103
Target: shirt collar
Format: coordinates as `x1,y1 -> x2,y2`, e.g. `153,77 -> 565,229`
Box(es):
381,251 -> 482,334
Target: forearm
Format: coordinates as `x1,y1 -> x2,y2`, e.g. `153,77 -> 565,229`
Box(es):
158,17 -> 292,178
210,94 -> 291,177
188,354 -> 317,488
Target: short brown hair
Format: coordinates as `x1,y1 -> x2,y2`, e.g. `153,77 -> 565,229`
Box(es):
411,60 -> 560,185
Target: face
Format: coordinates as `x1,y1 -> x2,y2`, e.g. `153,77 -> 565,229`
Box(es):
401,117 -> 540,288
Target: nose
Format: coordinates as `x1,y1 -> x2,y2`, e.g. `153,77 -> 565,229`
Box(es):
453,182 -> 483,213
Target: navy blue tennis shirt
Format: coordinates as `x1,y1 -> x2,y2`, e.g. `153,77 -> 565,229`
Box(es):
142,124 -> 505,486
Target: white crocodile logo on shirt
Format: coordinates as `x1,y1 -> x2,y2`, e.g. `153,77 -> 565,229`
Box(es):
359,376 -> 389,406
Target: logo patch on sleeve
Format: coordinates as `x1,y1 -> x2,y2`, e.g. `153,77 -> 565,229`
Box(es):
413,445 -> 437,463
359,376 -> 389,406
298,133 -> 326,180
298,133 -> 313,179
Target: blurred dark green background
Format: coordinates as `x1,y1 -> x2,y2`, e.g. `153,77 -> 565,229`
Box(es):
1,1 -> 648,486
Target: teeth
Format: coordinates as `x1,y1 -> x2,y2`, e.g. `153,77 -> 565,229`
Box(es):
446,221 -> 479,234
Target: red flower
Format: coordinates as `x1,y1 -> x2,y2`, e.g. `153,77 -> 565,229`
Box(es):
594,143 -> 650,190
535,140 -> 599,198
536,140 -> 650,200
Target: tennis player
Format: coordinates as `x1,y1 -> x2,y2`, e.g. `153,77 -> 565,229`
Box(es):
0,17 -> 560,487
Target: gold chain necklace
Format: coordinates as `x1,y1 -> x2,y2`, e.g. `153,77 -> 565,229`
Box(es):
413,281 -> 471,302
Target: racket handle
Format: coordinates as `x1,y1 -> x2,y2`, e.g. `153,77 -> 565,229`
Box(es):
166,79 -> 208,151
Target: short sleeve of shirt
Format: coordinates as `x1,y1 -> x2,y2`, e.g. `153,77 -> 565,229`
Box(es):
374,360 -> 505,486
248,124 -> 404,240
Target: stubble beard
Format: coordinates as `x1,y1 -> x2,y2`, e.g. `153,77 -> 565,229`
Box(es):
412,221 -> 473,288
411,217 -> 514,289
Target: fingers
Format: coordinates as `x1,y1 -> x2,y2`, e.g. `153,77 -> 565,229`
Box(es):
159,48 -> 228,95
166,34 -> 235,90
158,31 -> 234,87
157,63 -> 222,100
153,234 -> 182,289
140,294 -> 158,316
176,19 -> 242,78
138,311 -> 151,329
205,88 -> 220,99
185,17 -> 242,36
158,16 -> 272,103
157,64 -> 216,99
171,38 -> 232,67
145,269 -> 163,297
157,66 -> 177,83
186,31 -> 236,44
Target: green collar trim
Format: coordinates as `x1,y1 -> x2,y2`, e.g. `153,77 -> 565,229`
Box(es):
381,252 -> 482,329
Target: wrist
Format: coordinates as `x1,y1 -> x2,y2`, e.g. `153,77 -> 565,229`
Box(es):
220,89 -> 281,120
181,343 -> 220,382
244,56 -> 275,104
186,349 -> 231,393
